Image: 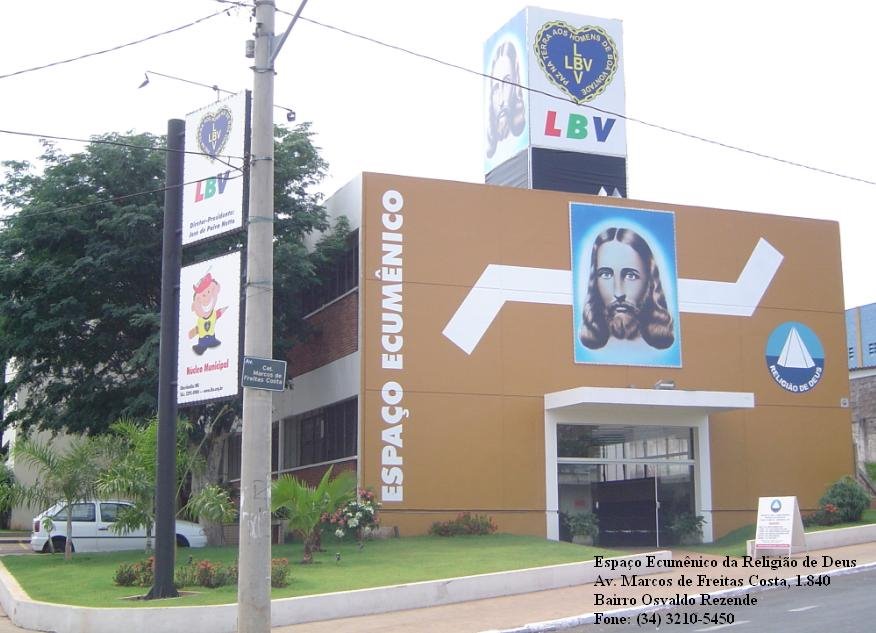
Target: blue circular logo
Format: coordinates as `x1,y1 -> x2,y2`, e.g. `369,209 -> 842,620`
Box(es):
765,322 -> 824,393
770,499 -> 782,513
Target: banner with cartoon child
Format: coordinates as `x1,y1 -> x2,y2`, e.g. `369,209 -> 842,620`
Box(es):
177,250 -> 242,405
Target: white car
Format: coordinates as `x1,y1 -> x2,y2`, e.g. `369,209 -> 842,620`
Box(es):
31,500 -> 207,553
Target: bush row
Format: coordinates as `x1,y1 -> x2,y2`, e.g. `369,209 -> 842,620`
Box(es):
429,512 -> 497,536
114,556 -> 290,589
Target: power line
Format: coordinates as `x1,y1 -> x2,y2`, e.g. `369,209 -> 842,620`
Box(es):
139,70 -> 297,121
2,173 -> 244,220
0,9 -> 231,81
281,10 -> 876,188
0,128 -> 245,170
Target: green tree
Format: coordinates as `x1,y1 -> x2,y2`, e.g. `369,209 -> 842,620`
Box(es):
0,436 -> 107,559
97,417 -> 236,552
0,123 -> 337,442
0,135 -> 165,435
0,460 -> 14,529
271,467 -> 355,563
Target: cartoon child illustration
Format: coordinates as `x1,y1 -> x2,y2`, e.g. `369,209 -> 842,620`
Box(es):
188,272 -> 227,355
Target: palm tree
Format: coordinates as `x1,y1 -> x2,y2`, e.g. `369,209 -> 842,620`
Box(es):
184,484 -> 237,545
0,436 -> 107,560
96,418 -> 189,551
97,417 -> 236,551
271,467 -> 355,563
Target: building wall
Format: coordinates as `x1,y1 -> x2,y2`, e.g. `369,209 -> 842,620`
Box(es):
4,428 -> 74,531
846,303 -> 876,369
357,173 -> 853,539
288,291 -> 359,378
3,363 -> 78,530
850,371 -> 876,468
281,457 -> 357,489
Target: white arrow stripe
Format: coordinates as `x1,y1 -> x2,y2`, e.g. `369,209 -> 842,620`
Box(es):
442,238 -> 783,355
678,238 -> 783,316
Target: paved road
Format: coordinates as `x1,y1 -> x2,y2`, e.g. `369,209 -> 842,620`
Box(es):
0,542 -> 31,557
569,567 -> 876,632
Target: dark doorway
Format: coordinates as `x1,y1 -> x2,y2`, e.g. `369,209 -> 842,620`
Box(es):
592,476 -> 656,546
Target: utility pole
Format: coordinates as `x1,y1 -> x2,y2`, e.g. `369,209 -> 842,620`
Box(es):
237,0 -> 275,631
149,118 -> 184,600
237,1 -> 307,630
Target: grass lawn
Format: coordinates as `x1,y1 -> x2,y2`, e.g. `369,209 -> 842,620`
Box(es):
685,509 -> 876,557
1,534 -> 624,608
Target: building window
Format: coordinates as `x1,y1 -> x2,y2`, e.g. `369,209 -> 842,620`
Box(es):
227,433 -> 242,481
869,342 -> 876,356
302,230 -> 359,314
272,423 -> 279,473
850,347 -> 855,360
281,398 -> 357,469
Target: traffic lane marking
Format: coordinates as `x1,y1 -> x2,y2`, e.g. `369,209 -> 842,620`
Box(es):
695,621 -> 750,632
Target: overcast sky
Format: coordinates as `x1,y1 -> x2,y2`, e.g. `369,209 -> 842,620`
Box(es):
2,1 -> 874,307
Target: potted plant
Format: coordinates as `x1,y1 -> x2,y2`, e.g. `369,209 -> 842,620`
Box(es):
565,512 -> 599,546
667,512 -> 705,545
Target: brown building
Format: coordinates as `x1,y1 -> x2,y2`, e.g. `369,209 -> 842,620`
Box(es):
235,173 -> 854,547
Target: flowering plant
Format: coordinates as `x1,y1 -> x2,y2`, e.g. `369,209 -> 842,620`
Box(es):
804,501 -> 843,527
328,488 -> 381,541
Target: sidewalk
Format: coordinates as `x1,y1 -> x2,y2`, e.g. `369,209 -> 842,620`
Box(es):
271,541 -> 876,633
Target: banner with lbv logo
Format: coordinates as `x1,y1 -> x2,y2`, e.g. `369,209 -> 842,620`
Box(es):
182,91 -> 250,245
527,8 -> 626,159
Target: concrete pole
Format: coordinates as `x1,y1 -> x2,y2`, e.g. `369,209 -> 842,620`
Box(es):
237,1 -> 275,631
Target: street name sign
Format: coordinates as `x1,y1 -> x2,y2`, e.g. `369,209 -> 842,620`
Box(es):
241,356 -> 287,392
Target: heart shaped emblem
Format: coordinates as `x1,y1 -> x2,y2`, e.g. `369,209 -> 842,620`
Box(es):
533,21 -> 619,105
197,107 -> 233,159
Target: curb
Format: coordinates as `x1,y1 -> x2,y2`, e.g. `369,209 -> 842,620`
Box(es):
484,561 -> 876,633
0,551 -> 671,633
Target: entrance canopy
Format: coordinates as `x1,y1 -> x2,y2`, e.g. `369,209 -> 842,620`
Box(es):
545,386 -> 754,414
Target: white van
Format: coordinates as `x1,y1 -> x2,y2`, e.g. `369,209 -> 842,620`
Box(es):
31,500 -> 207,553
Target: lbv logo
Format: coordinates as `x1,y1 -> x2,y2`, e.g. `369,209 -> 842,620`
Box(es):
534,21 -> 619,105
564,43 -> 592,84
193,171 -> 232,203
544,111 -> 615,142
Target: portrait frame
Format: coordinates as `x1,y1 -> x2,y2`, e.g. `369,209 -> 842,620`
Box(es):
570,203 -> 682,367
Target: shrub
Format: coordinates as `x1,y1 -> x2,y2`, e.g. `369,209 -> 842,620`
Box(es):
114,557 -> 154,587
564,512 -> 599,538
819,476 -> 870,523
174,558 -> 198,588
133,557 -> 154,587
271,558 -> 290,588
805,502 -> 844,527
429,512 -> 497,536
222,562 -> 239,587
113,563 -> 138,587
170,556 -> 238,589
195,560 -> 220,588
327,488 -> 381,542
667,513 -> 705,539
